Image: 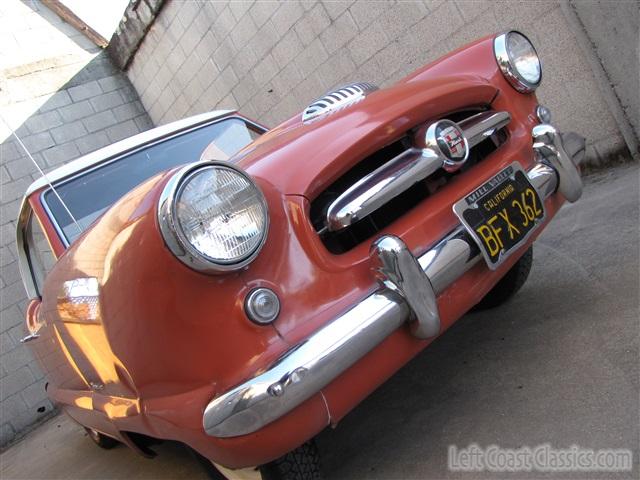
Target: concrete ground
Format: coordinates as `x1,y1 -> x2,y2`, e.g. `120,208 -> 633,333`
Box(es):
1,163 -> 638,479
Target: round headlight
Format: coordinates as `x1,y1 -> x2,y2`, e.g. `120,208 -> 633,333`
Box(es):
158,162 -> 268,273
494,31 -> 541,93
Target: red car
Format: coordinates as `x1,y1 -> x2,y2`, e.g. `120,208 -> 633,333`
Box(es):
17,32 -> 584,479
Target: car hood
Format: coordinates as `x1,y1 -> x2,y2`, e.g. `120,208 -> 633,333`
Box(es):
234,75 -> 497,200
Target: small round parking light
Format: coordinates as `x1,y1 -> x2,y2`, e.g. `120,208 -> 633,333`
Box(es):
536,105 -> 552,124
245,288 -> 280,325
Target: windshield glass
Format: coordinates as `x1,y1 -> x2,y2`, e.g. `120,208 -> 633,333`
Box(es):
44,117 -> 261,244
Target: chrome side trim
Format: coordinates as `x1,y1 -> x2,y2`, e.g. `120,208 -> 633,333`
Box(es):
458,111 -> 511,148
203,159 -> 568,438
325,148 -> 441,231
325,111 -> 511,231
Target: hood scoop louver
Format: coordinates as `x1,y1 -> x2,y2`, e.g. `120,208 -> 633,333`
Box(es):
302,82 -> 378,123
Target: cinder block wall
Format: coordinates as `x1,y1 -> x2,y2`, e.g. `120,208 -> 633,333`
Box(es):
127,0 -> 629,166
0,0 -> 152,446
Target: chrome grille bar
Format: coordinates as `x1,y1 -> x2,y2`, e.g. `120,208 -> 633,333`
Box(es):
325,111 -> 511,232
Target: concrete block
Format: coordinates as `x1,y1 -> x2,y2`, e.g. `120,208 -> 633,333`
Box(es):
119,85 -> 142,104
183,75 -> 206,111
453,0 -> 494,23
348,0 -> 391,30
253,54 -> 280,87
24,111 -> 63,135
58,100 -> 95,123
0,423 -> 15,446
0,330 -> 17,356
229,0 -> 253,22
74,131 -> 111,155
7,398 -> 52,433
271,2 -> 304,32
196,58 -> 219,91
113,101 -> 146,123
89,91 -> 125,113
348,19 -> 390,66
212,66 -> 239,101
0,166 -> 10,185
250,1 -> 277,27
67,81 -> 102,103
295,38 -> 329,77
0,303 -> 21,333
0,177 -> 31,204
42,142 -> 80,168
213,36 -> 237,71
374,1 -> 429,41
166,43 -> 187,76
194,31 -> 217,64
319,10 -> 358,54
233,75 -> 260,107
321,0 -> 354,20
1,395 -> 28,425
1,344 -> 33,373
271,61 -> 304,97
20,379 -> 47,408
97,74 -> 128,93
134,115 -> 154,132
272,29 -> 304,69
0,142 -> 21,164
0,261 -> 21,288
51,121 -> 88,144
0,366 -> 35,401
294,2 -> 330,46
82,110 -> 118,134
20,132 -> 55,154
0,247 -> 15,269
5,158 -> 37,182
212,7 -> 236,43
37,90 -> 72,113
176,0 -> 200,29
105,120 -> 139,143
230,12 -> 257,50
250,20 -> 280,60
179,26 -> 202,56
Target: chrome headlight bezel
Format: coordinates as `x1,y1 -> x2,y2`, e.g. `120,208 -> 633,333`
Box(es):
494,31 -> 542,93
158,162 -> 269,274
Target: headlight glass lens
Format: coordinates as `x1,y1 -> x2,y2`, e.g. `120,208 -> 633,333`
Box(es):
175,165 -> 267,264
506,31 -> 541,85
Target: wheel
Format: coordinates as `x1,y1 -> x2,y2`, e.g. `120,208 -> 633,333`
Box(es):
260,441 -> 322,480
85,427 -> 119,449
475,246 -> 533,310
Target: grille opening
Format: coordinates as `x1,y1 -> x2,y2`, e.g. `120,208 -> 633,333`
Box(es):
310,109 -> 508,254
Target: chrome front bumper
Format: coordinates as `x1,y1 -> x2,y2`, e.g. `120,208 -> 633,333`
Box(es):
203,124 -> 584,438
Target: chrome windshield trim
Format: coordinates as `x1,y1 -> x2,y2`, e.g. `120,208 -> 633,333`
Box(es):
24,110 -> 236,198
204,158 -> 570,438
30,113 -> 266,248
325,111 -> 511,232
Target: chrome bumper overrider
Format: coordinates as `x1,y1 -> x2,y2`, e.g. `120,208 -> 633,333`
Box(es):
203,124 -> 584,438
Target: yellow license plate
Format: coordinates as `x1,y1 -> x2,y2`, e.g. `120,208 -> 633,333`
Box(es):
453,162 -> 545,269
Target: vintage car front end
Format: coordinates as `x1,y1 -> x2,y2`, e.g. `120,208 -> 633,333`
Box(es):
17,31 -> 586,474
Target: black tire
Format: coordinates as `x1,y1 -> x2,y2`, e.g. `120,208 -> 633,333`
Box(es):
85,427 -> 119,449
260,441 -> 322,480
474,246 -> 533,310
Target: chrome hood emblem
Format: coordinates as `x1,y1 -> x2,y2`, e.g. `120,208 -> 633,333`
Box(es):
302,82 -> 378,123
425,119 -> 469,172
